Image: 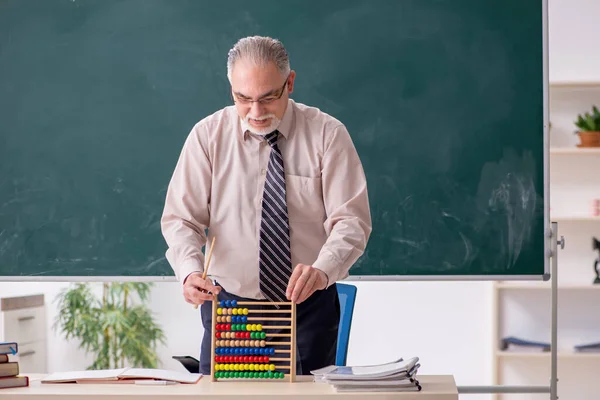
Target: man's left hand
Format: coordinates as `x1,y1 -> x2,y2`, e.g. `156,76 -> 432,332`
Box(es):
286,264 -> 327,304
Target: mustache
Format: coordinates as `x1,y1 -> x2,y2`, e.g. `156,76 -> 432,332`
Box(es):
245,114 -> 276,122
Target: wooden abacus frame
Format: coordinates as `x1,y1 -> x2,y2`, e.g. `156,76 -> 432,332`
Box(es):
210,297 -> 297,383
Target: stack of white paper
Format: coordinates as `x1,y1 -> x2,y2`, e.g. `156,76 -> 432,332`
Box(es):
310,357 -> 421,392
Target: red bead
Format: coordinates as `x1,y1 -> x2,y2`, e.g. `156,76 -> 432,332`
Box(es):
227,356 -> 232,363
264,356 -> 269,363
243,356 -> 249,363
234,356 -> 239,363
226,324 -> 231,330
216,324 -> 222,330
215,332 -> 221,338
245,332 -> 251,339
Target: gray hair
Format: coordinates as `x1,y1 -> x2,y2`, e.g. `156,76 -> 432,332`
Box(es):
227,36 -> 290,82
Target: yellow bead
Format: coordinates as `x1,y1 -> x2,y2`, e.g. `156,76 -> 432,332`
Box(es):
269,364 -> 275,371
232,308 -> 238,315
217,308 -> 222,315
243,308 -> 249,315
259,365 -> 265,371
257,324 -> 262,331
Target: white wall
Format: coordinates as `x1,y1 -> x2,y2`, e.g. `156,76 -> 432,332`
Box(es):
1,1 -> 598,399
548,0 -> 600,83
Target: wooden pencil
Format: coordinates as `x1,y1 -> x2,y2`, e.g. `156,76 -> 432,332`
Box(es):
194,236 -> 216,309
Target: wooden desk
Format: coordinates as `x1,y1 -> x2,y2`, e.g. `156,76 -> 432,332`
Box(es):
0,374 -> 457,399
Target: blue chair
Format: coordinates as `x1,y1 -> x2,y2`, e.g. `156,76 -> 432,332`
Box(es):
335,283 -> 357,366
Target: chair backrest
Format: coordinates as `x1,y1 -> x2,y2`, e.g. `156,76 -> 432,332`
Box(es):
335,283 -> 357,366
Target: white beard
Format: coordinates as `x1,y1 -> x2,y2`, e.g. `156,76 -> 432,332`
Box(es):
240,114 -> 281,135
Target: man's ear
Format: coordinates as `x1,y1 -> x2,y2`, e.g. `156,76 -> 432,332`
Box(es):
287,70 -> 296,94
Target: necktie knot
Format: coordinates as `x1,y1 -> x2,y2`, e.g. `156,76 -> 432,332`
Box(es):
264,130 -> 279,148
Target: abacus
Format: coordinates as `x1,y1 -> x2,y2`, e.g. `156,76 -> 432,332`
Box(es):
210,298 -> 297,382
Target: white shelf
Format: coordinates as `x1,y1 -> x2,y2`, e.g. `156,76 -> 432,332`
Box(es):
549,81 -> 600,88
551,215 -> 600,222
496,351 -> 600,359
550,147 -> 600,154
495,283 -> 600,290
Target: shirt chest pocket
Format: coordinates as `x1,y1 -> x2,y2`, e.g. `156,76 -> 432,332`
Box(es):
285,174 -> 325,222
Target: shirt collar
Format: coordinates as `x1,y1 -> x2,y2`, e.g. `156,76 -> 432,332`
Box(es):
239,99 -> 294,141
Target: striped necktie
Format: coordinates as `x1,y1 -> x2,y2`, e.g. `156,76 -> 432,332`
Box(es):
259,130 -> 292,303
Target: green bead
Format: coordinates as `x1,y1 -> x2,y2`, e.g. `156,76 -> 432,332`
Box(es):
250,332 -> 256,339
241,324 -> 247,331
260,372 -> 266,379
233,324 -> 238,331
261,332 -> 266,339
243,372 -> 249,378
253,372 -> 260,379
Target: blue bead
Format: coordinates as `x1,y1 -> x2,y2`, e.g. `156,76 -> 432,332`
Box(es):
232,300 -> 237,307
235,316 -> 240,323
270,348 -> 275,355
220,300 -> 225,307
226,348 -> 231,354
243,316 -> 248,323
225,300 -> 231,307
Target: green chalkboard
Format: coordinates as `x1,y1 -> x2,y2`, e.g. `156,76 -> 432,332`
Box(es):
0,0 -> 547,279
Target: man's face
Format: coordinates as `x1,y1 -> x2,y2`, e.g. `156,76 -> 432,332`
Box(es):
230,59 -> 295,135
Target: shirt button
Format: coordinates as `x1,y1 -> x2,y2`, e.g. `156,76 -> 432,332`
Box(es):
261,169 -> 266,175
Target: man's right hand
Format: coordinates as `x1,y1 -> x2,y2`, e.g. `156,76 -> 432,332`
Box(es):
183,272 -> 222,306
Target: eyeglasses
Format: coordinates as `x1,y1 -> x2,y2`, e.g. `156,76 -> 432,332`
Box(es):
231,74 -> 290,106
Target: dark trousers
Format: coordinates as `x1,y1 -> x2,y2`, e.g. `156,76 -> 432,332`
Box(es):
200,282 -> 340,375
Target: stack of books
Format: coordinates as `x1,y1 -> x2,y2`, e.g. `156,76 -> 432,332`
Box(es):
310,357 -> 421,392
0,342 -> 29,389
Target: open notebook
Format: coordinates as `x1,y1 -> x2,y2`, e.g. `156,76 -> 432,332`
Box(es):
41,368 -> 202,384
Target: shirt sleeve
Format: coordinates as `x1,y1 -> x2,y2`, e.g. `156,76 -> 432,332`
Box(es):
161,123 -> 212,285
311,124 -> 372,287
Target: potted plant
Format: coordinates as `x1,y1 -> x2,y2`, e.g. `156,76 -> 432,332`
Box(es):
574,105 -> 600,147
53,282 -> 166,370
